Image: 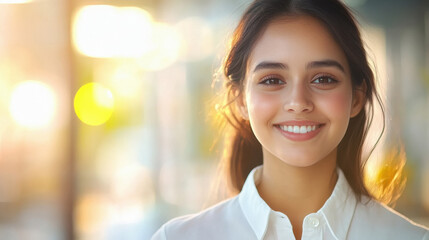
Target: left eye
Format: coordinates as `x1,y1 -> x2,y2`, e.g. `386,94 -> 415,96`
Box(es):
312,76 -> 338,84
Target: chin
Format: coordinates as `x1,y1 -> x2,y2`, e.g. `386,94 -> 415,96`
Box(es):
280,159 -> 321,168
275,151 -> 329,168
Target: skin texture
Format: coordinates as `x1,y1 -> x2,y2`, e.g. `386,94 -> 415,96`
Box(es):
239,16 -> 365,239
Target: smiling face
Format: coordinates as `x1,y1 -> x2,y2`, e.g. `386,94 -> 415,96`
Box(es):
240,15 -> 364,168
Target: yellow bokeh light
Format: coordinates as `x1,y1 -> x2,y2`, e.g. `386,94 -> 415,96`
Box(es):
9,81 -> 56,129
73,5 -> 153,58
74,82 -> 114,126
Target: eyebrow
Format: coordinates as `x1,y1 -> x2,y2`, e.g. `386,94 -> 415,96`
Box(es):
253,61 -> 287,72
252,59 -> 345,73
307,60 -> 345,72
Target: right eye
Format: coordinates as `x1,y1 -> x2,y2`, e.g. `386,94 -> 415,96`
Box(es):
259,76 -> 285,86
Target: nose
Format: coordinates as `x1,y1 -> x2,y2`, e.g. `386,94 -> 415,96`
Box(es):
283,84 -> 314,113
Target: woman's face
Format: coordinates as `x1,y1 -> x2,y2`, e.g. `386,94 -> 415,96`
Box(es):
241,16 -> 364,167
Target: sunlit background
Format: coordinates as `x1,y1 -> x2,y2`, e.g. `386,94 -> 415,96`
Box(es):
0,0 -> 428,239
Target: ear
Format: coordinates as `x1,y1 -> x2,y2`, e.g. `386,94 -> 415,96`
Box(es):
235,89 -> 249,120
350,81 -> 367,118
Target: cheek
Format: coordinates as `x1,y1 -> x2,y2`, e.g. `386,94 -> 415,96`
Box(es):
318,90 -> 353,119
247,92 -> 280,120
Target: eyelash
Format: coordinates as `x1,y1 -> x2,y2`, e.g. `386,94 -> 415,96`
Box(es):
259,75 -> 285,86
258,74 -> 339,88
312,74 -> 339,86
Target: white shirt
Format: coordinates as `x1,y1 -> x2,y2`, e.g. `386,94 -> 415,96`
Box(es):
152,166 -> 429,240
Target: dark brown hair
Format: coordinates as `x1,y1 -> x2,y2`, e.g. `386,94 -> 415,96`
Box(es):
214,0 -> 385,199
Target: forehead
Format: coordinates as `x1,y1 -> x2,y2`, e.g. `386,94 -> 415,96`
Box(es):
247,15 -> 349,72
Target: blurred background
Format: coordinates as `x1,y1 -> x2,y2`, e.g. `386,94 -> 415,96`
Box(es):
0,0 -> 428,239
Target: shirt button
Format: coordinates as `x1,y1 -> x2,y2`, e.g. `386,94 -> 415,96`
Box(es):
308,216 -> 320,227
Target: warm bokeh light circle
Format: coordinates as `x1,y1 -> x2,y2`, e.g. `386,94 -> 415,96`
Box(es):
9,80 -> 56,129
74,82 -> 114,126
73,5 -> 154,58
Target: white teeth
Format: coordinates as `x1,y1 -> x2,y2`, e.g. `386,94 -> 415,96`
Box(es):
293,126 -> 300,133
280,125 -> 319,134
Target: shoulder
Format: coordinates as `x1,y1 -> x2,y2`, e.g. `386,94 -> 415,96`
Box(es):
151,196 -> 254,240
348,197 -> 429,239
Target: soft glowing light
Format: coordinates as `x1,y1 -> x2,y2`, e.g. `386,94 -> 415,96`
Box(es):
137,22 -> 182,71
74,82 -> 114,126
175,17 -> 214,61
73,5 -> 153,58
9,81 -> 56,129
94,61 -> 144,99
0,0 -> 32,3
364,147 -> 407,205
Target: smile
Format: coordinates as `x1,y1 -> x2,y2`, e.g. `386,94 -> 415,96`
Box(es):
274,121 -> 324,141
279,125 -> 318,134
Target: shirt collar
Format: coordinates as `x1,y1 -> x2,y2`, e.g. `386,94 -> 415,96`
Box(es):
238,166 -> 270,240
238,166 -> 357,240
318,169 -> 357,240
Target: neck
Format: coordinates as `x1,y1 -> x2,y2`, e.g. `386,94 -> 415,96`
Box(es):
257,150 -> 338,239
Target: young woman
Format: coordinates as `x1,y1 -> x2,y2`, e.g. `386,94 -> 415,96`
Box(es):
152,0 -> 429,239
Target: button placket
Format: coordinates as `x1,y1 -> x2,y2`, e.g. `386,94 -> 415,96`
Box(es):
267,211 -> 295,240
